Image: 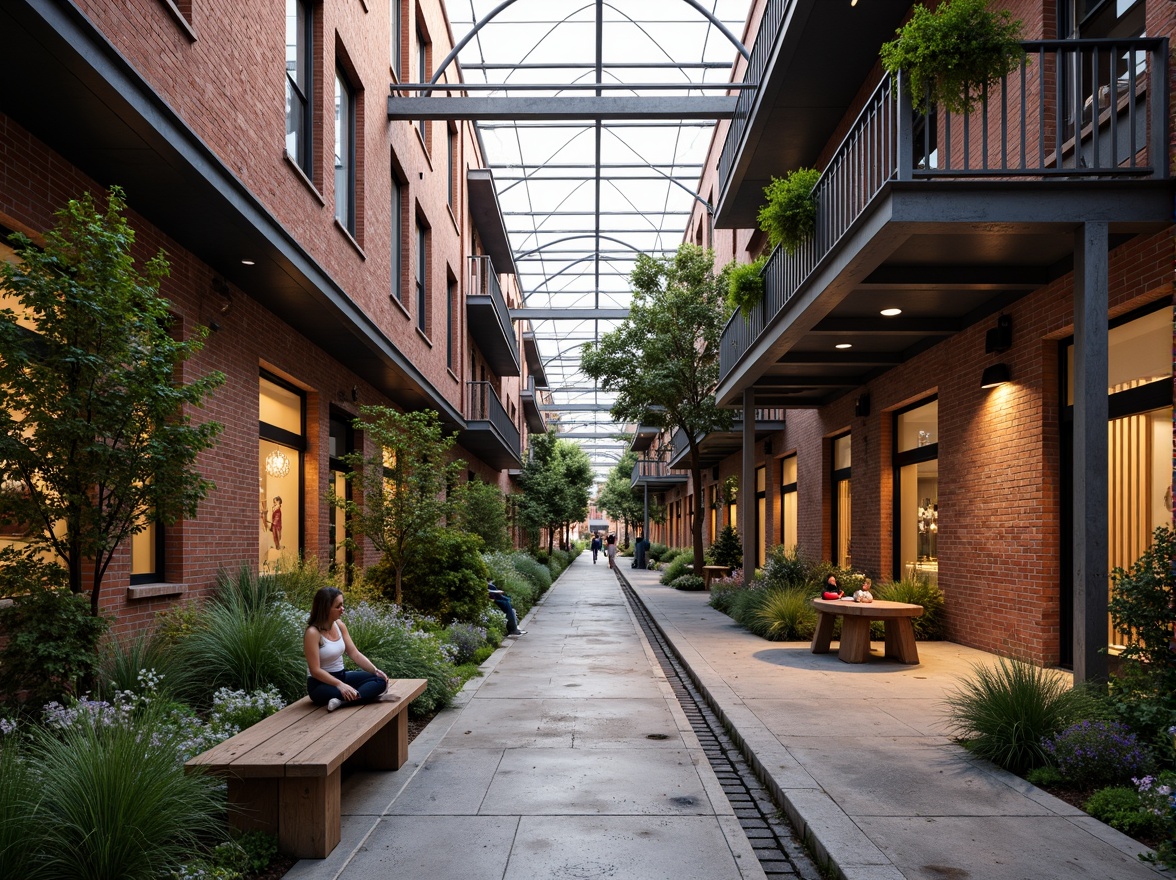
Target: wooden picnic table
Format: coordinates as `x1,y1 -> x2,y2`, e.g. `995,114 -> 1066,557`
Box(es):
702,565 -> 729,588
809,598 -> 924,664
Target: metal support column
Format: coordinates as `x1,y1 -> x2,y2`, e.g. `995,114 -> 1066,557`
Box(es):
1072,221 -> 1109,684
742,392 -> 756,577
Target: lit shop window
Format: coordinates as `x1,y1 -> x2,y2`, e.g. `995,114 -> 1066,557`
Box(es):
894,399 -> 938,584
831,434 -> 851,569
259,375 -> 304,571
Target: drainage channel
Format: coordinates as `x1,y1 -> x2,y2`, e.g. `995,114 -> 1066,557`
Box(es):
618,575 -> 822,880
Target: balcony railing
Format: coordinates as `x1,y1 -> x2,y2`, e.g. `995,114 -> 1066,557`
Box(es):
468,381 -> 519,444
718,0 -> 787,190
720,37 -> 1168,383
631,457 -> 688,489
468,255 -> 520,376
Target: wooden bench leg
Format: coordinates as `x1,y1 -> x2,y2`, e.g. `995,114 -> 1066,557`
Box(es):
811,612 -> 835,654
354,709 -> 409,770
279,770 -> 340,859
838,616 -> 871,663
226,777 -> 280,837
883,618 -> 920,664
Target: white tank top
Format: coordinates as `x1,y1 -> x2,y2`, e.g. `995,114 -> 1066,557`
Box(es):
315,623 -> 345,673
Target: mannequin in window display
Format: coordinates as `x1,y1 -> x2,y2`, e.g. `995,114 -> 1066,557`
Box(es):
270,496 -> 283,551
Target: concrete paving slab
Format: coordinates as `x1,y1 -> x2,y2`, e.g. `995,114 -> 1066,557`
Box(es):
478,746 -> 715,815
744,697 -> 925,737
786,739 -> 1057,817
505,815 -> 767,880
473,669 -> 666,699
341,815 -> 519,880
866,815 -> 1157,880
384,747 -> 503,814
427,697 -> 576,748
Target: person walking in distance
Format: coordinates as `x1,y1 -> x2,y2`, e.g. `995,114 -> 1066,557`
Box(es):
606,533 -> 617,569
590,533 -> 602,564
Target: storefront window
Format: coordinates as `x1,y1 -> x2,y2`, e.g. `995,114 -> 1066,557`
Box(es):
259,375 -> 304,570
780,454 -> 797,552
328,413 -> 353,581
1062,301 -> 1173,656
832,434 -> 851,569
1065,303 -> 1173,649
895,399 -> 938,583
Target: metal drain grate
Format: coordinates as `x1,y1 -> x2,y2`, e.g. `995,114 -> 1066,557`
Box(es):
618,575 -> 822,880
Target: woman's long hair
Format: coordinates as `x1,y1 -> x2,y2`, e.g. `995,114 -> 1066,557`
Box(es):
307,587 -> 343,633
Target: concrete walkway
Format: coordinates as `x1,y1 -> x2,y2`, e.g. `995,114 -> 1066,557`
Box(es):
287,552 -> 771,880
619,561 -> 1168,880
286,553 -> 1169,880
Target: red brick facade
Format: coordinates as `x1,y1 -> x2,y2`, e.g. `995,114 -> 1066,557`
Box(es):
645,0 -> 1176,666
0,0 -> 535,635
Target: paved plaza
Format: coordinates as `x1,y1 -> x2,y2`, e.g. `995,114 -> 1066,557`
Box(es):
286,554 -> 1166,880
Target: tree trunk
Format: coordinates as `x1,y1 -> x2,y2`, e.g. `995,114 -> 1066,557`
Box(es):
689,448 -> 705,577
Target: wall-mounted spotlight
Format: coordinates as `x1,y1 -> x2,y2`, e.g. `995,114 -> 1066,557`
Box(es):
854,393 -> 871,417
980,363 -> 1011,389
985,314 -> 1012,353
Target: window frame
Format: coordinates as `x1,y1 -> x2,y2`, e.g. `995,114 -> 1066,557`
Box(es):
334,68 -> 356,233
415,217 -> 429,334
891,397 -> 939,583
285,0 -> 314,177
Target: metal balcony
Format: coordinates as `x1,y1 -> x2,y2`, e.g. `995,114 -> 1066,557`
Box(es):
468,255 -> 520,378
665,409 -> 786,470
717,38 -> 1171,405
461,381 -> 521,470
631,457 -> 689,490
520,376 -> 549,435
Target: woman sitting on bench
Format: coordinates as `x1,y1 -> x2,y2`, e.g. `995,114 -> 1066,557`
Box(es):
305,587 -> 391,711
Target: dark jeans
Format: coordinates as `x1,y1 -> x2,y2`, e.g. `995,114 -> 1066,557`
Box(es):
306,669 -> 385,706
491,593 -> 522,634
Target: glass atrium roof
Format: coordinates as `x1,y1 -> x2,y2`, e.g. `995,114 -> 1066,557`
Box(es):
445,0 -> 753,478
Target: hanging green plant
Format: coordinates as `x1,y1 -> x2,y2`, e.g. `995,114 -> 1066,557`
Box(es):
724,255 -> 768,320
756,168 -> 820,255
880,0 -> 1025,115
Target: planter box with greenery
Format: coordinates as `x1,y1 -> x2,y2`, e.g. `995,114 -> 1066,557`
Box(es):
880,0 -> 1025,115
757,167 -> 820,255
724,255 -> 767,319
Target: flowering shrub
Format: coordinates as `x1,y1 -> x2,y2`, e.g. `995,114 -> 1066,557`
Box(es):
340,601 -> 460,716
1042,720 -> 1153,787
1138,729 -> 1176,868
207,686 -> 285,738
444,621 -> 490,665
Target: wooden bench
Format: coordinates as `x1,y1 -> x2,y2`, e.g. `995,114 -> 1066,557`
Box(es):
186,678 -> 427,859
810,598 -> 924,664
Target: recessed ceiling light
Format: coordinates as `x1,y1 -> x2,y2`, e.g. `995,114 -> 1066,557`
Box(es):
835,343 -> 852,349
241,259 -> 255,266
880,307 -> 902,317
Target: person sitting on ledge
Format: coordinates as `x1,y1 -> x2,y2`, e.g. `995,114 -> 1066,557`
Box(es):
489,580 -> 526,636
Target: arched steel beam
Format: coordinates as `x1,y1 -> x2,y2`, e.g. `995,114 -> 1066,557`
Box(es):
427,0 -> 749,92
514,234 -> 643,261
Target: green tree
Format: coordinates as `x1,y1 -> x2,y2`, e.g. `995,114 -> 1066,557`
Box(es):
553,438 -> 593,549
581,243 -> 731,575
0,188 -> 224,613
332,406 -> 465,604
457,477 -> 511,552
598,449 -> 643,538
517,430 -> 593,553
